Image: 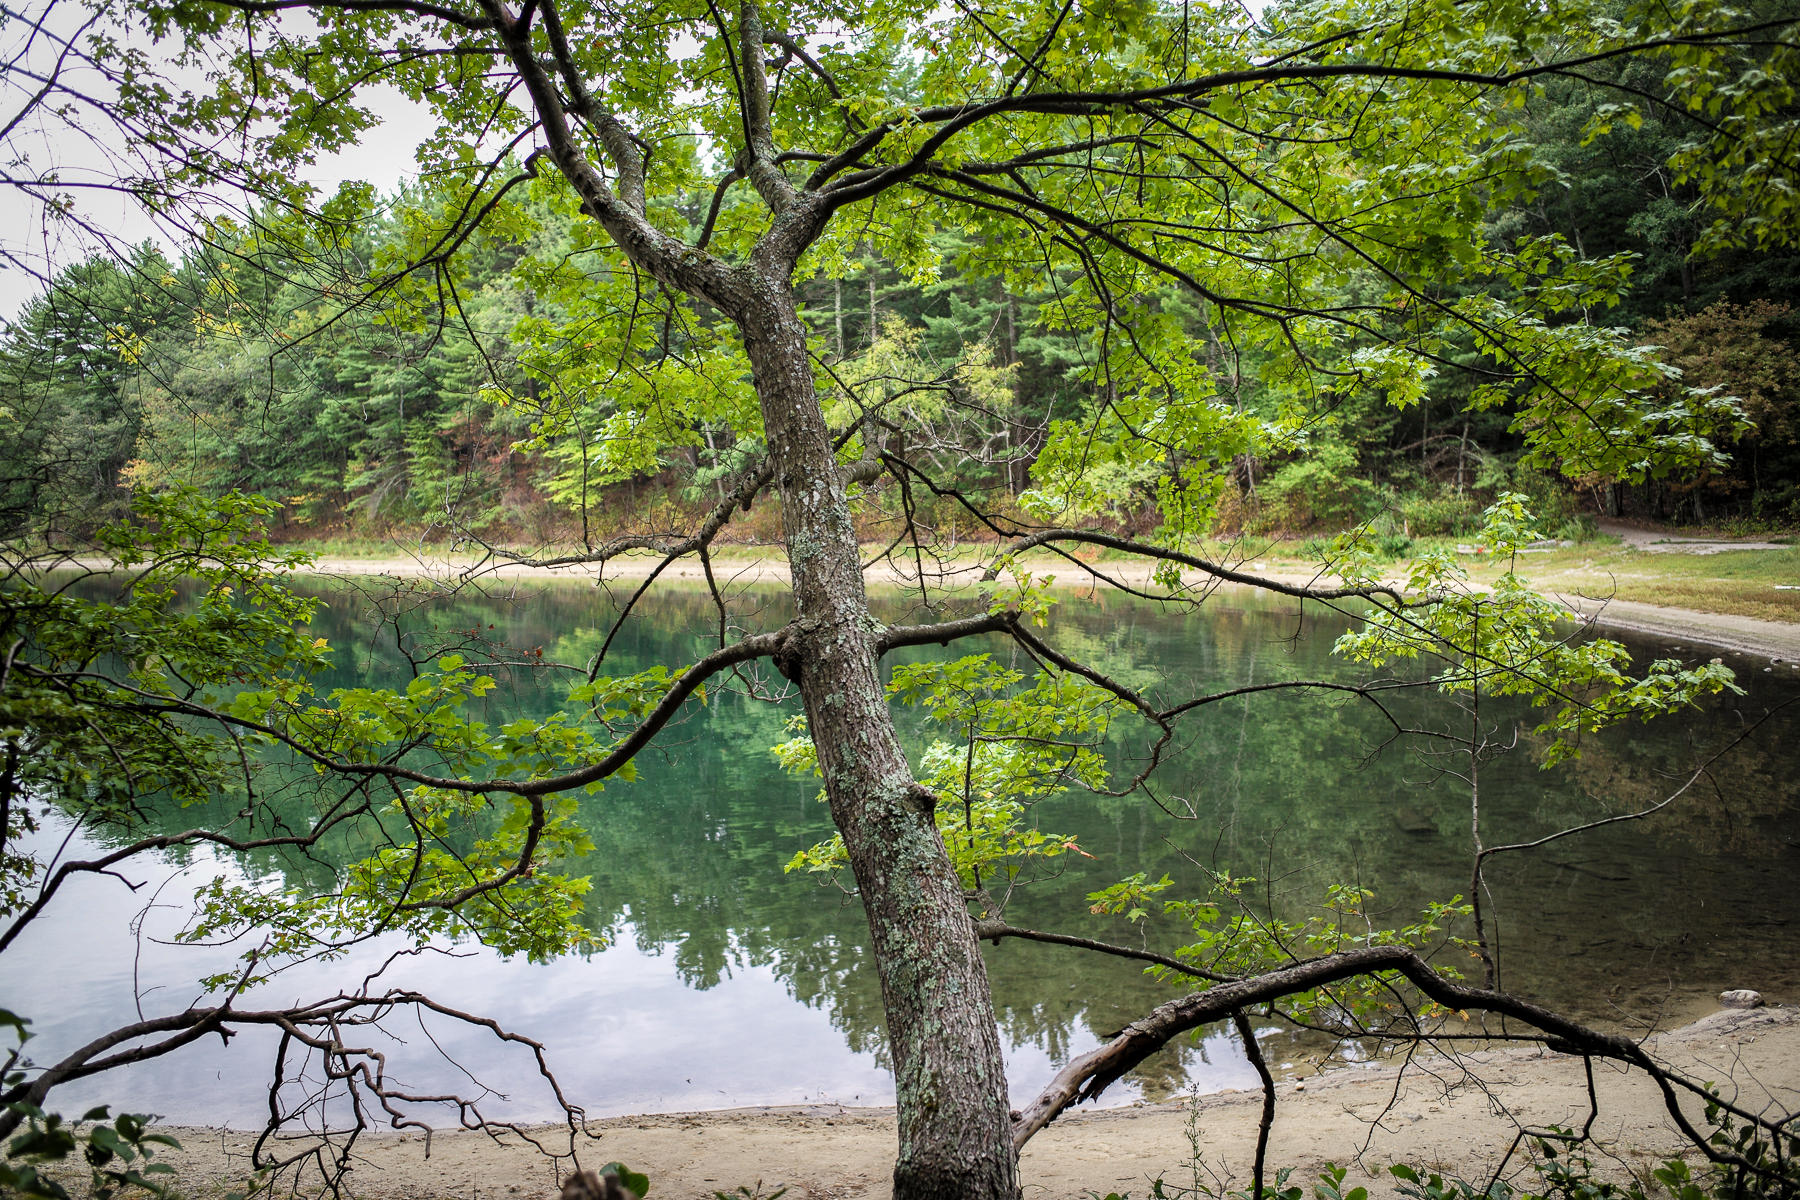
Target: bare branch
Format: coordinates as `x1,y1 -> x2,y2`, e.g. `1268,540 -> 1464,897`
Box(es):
973,917 -> 1236,984
1011,943 -> 1787,1157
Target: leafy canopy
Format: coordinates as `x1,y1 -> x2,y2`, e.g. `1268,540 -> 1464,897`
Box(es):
77,0 -> 1789,543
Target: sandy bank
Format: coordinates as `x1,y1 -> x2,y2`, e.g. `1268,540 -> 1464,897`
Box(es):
1559,595 -> 1800,660
149,1004 -> 1798,1200
288,552 -> 1800,661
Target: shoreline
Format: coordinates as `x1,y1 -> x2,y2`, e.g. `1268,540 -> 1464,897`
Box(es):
143,1004 -> 1798,1200
279,552 -> 1800,662
1560,594 -> 1800,660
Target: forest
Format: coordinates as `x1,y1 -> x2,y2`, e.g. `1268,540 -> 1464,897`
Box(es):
6,55 -> 1800,546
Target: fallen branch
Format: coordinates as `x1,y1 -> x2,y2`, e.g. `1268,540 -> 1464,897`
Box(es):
1011,943 -> 1784,1173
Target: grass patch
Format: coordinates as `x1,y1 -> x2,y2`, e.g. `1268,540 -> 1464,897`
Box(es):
1465,545 -> 1800,623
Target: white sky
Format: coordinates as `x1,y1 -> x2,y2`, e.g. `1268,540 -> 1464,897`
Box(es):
0,6 -> 737,324
1,8 -> 773,323
0,92 -> 434,321
0,2 -> 435,323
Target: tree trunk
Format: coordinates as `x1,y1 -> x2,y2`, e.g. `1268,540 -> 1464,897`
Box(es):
476,19 -> 1016,1187
868,266 -> 879,348
737,268 -> 1020,1200
834,276 -> 846,361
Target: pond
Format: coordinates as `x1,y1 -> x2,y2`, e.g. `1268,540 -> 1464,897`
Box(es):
8,576 -> 1799,1127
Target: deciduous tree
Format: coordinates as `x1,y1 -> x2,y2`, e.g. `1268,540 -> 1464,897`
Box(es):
5,0 -> 1800,1195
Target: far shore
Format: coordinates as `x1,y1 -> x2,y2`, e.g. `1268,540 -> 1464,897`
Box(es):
142,1004 -> 1798,1200
280,550 -> 1800,661
45,545 -> 1800,659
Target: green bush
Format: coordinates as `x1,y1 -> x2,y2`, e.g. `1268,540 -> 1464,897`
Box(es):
1257,443 -> 1383,531
1551,514 -> 1599,542
1395,491 -> 1481,536
0,1106 -> 180,1200
3,1011 -> 182,1200
1093,1118 -> 1799,1200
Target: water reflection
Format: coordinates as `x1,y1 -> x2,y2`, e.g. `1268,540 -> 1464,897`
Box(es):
10,576 -> 1799,1125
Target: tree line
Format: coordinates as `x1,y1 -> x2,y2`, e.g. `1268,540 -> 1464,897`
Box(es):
6,59 -> 1798,545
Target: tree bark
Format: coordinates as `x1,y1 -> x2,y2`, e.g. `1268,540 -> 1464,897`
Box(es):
489,7 -> 1020,1183
834,276 -> 846,360
736,265 -> 1020,1200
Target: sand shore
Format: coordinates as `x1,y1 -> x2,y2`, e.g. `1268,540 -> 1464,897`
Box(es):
280,550 -> 1800,661
146,1004 -> 1798,1200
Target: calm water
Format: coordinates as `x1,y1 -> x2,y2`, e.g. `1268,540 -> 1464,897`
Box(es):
7,577 -> 1798,1125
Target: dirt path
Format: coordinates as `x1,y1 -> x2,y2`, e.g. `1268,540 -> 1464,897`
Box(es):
1596,519 -> 1791,555
147,1004 -> 1799,1200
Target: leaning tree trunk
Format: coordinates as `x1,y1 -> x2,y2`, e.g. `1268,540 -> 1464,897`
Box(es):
482,5 -> 1016,1190
738,268 -> 1021,1200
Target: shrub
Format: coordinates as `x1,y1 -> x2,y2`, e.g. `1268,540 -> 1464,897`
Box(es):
1396,491 -> 1480,536
1256,443 -> 1383,531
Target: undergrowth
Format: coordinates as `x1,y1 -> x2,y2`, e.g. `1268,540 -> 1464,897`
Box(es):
1085,1105 -> 1799,1200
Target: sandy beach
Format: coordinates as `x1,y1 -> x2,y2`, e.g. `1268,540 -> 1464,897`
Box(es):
145,1004 -> 1798,1200
283,549 -> 1800,661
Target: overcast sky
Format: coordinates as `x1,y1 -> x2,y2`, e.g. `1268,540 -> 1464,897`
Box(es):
0,3 -> 434,323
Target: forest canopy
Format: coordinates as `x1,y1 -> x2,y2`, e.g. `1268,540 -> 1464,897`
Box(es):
4,0 -> 1800,543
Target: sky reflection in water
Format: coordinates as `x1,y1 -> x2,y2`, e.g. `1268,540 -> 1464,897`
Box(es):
9,578 -> 1797,1125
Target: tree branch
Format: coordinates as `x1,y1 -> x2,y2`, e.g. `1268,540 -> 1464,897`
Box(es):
1011,943 -> 1784,1159
973,917 -> 1236,984
733,1 -> 798,214
473,0 -> 743,308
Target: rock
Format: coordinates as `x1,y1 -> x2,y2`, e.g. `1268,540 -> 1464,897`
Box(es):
1719,989 -> 1765,1009
1392,804 -> 1437,836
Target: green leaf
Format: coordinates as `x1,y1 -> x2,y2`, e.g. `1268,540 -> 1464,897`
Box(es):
601,1163 -> 651,1198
